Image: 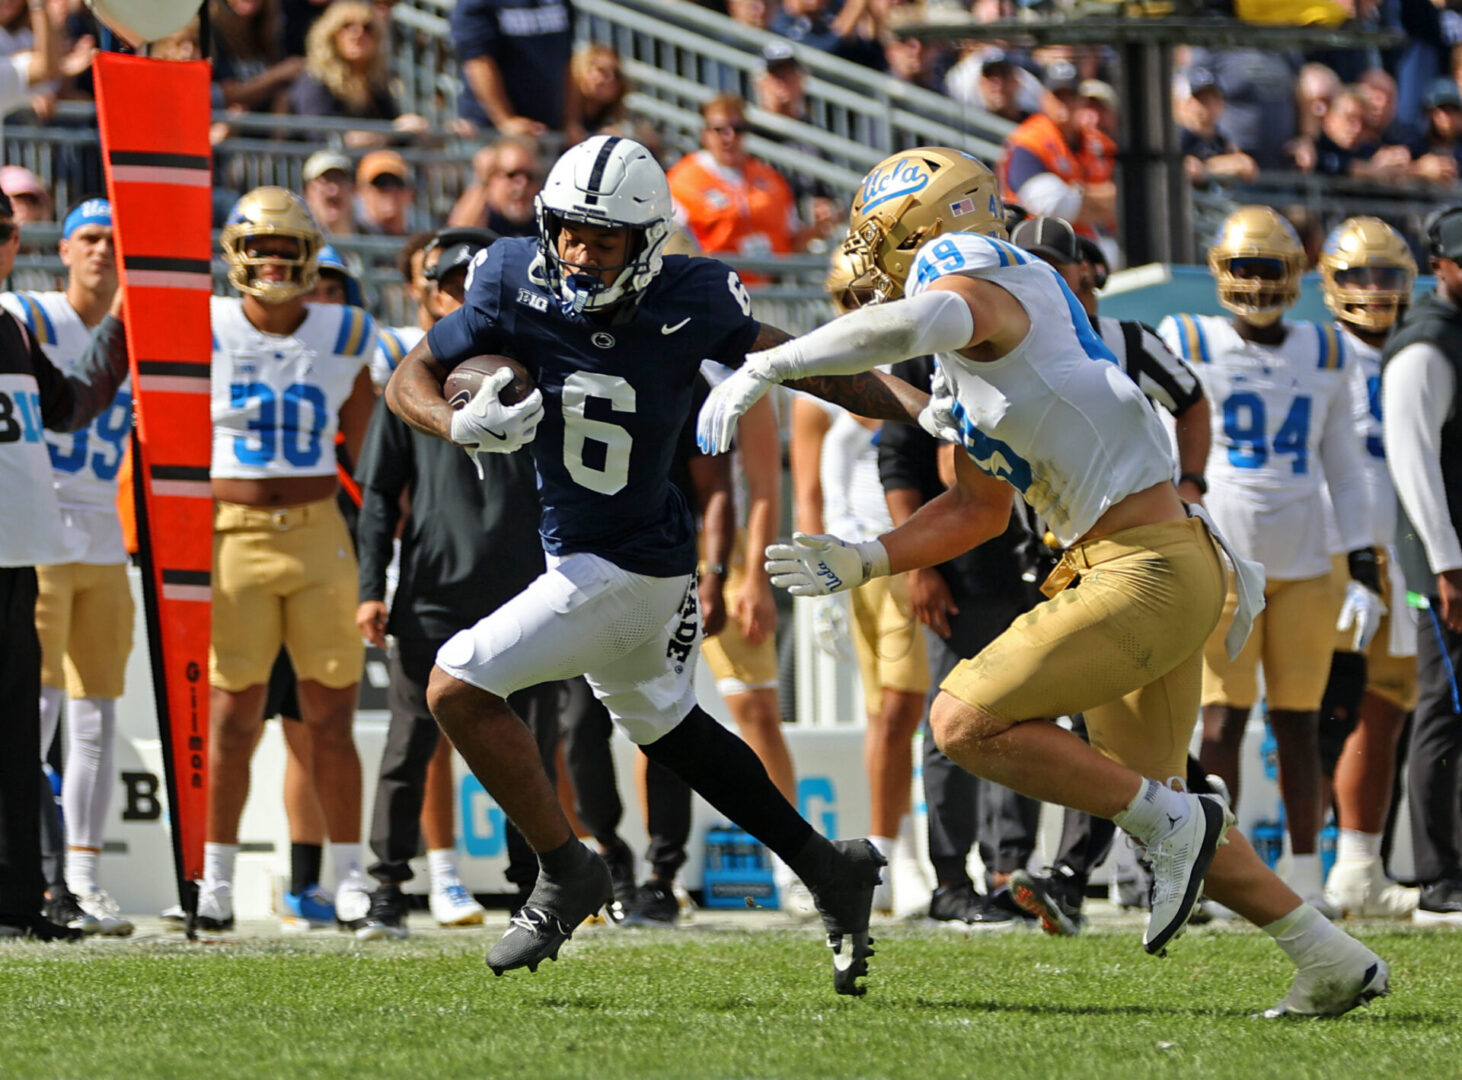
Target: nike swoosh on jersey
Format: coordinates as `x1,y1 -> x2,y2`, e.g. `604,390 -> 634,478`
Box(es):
661,318 -> 691,335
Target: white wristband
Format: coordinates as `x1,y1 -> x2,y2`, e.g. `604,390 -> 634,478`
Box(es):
855,539 -> 891,582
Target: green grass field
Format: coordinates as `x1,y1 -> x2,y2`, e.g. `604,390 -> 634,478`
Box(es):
1,916 -> 1456,1080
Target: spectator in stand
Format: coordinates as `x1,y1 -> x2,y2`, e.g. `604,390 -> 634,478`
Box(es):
727,0 -> 772,30
1312,85 -> 1415,180
997,60 -> 1117,245
667,94 -> 828,276
354,149 -> 415,237
0,0 -> 60,120
1410,78 -> 1462,179
1287,62 -> 1340,172
945,46 -> 1040,122
770,0 -> 883,70
279,0 -> 329,59
880,30 -> 943,94
1177,68 -> 1259,186
1186,48 -> 1301,170
449,0 -> 579,142
1079,79 -> 1120,142
1358,68 -> 1414,147
572,42 -> 627,134
1,166 -> 51,224
446,136 -> 542,236
302,148 -> 357,236
209,0 -> 304,113
753,42 -> 841,231
288,1 -> 426,146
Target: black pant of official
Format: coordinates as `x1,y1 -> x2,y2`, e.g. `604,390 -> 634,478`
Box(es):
921,619 -> 1039,889
366,637 -> 560,891
0,567 -> 44,921
560,675 -> 692,881
1410,608 -> 1462,886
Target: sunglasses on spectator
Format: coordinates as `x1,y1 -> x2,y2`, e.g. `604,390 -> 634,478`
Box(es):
494,168 -> 539,182
707,123 -> 750,136
0,222 -> 15,243
340,21 -> 377,33
370,174 -> 407,190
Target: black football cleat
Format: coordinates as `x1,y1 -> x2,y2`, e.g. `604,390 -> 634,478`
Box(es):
809,839 -> 887,996
486,842 -> 612,977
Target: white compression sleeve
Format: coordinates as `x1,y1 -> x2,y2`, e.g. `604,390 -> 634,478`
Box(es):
63,696 -> 115,850
751,290 -> 976,381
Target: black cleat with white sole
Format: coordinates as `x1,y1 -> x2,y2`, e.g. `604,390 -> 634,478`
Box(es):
809,839 -> 887,996
486,842 -> 613,976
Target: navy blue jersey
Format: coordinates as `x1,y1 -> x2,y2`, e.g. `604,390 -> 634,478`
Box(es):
427,237 -> 761,575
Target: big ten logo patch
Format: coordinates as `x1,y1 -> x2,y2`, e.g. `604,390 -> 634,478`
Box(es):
460,774 -> 507,858
797,776 -> 837,837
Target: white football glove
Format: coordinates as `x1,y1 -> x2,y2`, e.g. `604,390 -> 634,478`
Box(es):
809,593 -> 855,662
1337,580 -> 1387,651
917,360 -> 961,444
765,532 -> 890,597
448,367 -> 545,473
697,362 -> 779,456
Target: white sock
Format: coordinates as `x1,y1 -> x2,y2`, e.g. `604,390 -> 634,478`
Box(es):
63,696 -> 115,850
203,842 -> 238,890
66,848 -> 99,897
428,848 -> 459,888
38,685 -> 64,757
869,835 -> 898,860
1288,853 -> 1323,898
330,842 -> 363,881
1336,829 -> 1382,863
1112,778 -> 1188,845
1264,902 -> 1341,965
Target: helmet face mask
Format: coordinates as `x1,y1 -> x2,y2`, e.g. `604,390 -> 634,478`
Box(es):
221,186 -> 323,304
1319,216 -> 1416,334
535,135 -> 672,315
1208,205 -> 1305,327
824,245 -> 875,315
844,147 -> 1006,303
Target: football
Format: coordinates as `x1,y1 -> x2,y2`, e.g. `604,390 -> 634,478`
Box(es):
444,354 -> 534,409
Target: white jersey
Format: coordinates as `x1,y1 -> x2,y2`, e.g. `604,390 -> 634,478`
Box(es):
813,397 -> 892,542
1158,313 -> 1371,579
369,323 -> 424,389
210,297 -> 375,480
1,290 -> 130,564
906,232 -> 1174,546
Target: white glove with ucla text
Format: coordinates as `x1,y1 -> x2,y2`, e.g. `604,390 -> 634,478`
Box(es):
449,367 -> 544,473
1337,580 -> 1387,652
765,532 -> 890,597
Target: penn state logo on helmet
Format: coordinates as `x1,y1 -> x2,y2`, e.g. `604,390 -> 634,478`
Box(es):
1319,216 -> 1416,334
534,135 -> 673,316
844,147 -> 1005,303
1207,205 -> 1306,327
220,186 -> 323,304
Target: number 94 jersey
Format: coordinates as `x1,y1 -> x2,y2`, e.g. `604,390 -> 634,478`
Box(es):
1,290 -> 132,563
426,236 -> 760,575
210,296 -> 376,481
1157,313 -> 1370,578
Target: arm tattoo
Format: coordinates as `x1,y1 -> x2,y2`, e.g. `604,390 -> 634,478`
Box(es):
384,338 -> 456,440
751,322 -> 929,423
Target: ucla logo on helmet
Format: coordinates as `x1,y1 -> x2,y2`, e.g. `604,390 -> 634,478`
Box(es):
860,157 -> 930,213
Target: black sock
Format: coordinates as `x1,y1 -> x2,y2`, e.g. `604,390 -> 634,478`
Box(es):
538,836 -> 589,878
641,706 -> 815,862
290,843 -> 323,896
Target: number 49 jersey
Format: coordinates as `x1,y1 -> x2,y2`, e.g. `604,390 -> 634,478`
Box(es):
0,290 -> 131,563
426,236 -> 761,575
1157,313 -> 1371,579
210,296 -> 376,481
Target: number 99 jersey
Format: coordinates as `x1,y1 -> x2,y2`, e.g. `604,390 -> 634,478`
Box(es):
1157,312 -> 1368,579
210,296 -> 376,480
1,290 -> 132,563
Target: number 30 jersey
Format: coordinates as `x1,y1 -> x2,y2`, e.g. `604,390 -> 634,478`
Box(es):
1157,313 -> 1371,579
210,296 -> 376,481
905,231 -> 1174,546
427,236 -> 760,575
0,290 -> 131,563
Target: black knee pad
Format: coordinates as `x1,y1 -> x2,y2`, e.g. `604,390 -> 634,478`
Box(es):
1319,650 -> 1368,777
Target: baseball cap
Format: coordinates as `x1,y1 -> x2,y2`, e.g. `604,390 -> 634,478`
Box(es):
762,40 -> 802,71
1011,215 -> 1080,265
1187,67 -> 1221,97
357,149 -> 410,186
1043,60 -> 1080,93
1425,78 -> 1462,111
0,165 -> 48,200
302,149 -> 352,184
980,48 -> 1014,75
1080,79 -> 1117,108
1427,206 -> 1462,261
424,226 -> 500,282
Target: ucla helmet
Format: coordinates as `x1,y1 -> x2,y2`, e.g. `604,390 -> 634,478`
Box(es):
535,134 -> 673,315
843,147 -> 1005,303
1319,216 -> 1416,333
220,186 -> 322,303
1207,205 -> 1306,326
824,245 -> 875,315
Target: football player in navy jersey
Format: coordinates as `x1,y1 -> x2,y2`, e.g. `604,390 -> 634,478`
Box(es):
387,135 -> 922,994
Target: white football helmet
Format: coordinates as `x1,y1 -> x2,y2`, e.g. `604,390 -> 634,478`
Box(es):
534,135 -> 673,315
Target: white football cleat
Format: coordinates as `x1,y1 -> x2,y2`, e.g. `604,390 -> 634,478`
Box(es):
1263,933 -> 1390,1018
430,880 -> 486,927
78,890 -> 134,936
196,882 -> 234,932
335,870 -> 372,932
1143,793 -> 1233,956
1325,858 -> 1419,919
